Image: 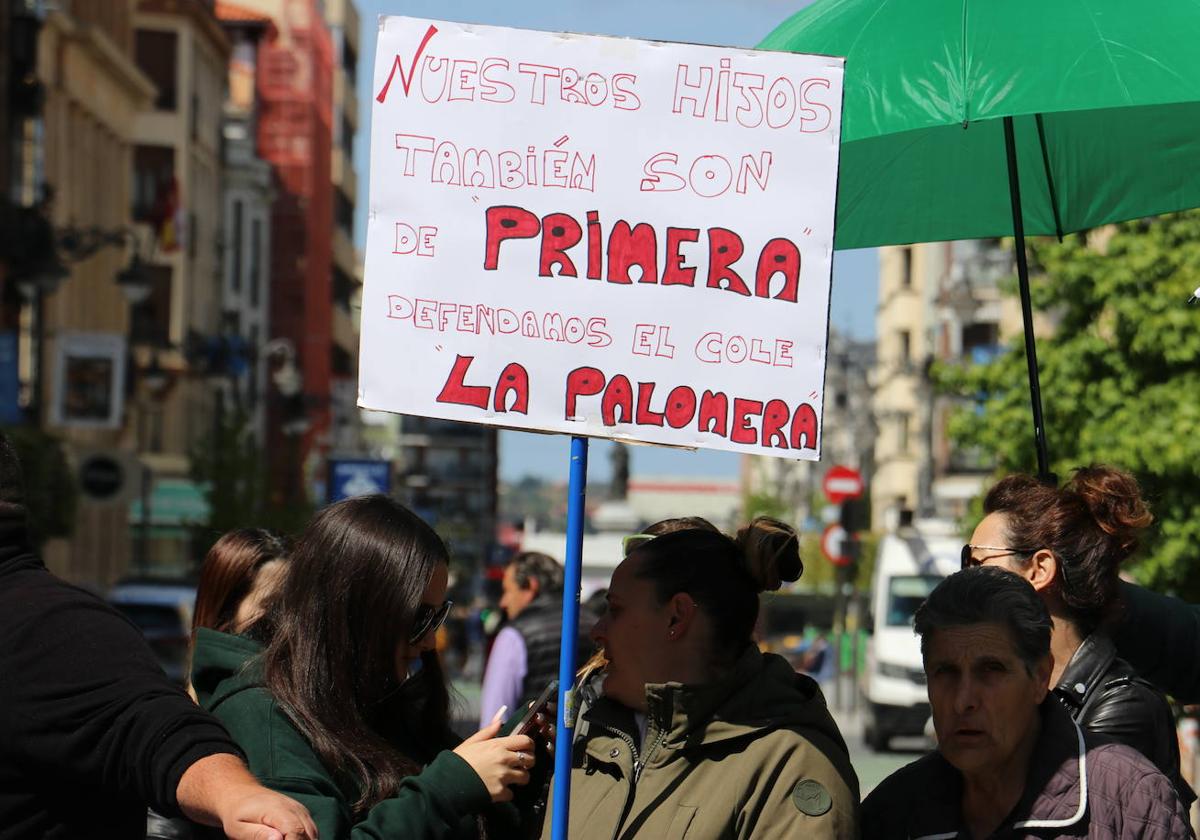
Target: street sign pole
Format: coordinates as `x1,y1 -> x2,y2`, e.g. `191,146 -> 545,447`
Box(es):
551,436 -> 588,840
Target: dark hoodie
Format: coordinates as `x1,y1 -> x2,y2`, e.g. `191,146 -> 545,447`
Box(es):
0,436 -> 241,839
192,626 -> 507,840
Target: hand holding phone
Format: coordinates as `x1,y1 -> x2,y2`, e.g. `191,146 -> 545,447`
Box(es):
514,679 -> 558,739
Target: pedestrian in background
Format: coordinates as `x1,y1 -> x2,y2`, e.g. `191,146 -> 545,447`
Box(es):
149,528 -> 293,840
197,495 -> 545,839
863,566 -> 1189,839
188,528 -> 289,693
543,516 -> 858,839
479,551 -> 592,727
0,432 -> 316,840
966,465 -> 1192,806
192,529 -> 289,644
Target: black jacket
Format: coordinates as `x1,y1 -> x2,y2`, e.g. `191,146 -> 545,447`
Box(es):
1115,580 -> 1200,704
0,505 -> 243,839
507,598 -> 593,712
1054,631 -> 1195,808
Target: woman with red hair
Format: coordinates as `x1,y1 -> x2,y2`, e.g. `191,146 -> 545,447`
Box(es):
965,465 -> 1192,806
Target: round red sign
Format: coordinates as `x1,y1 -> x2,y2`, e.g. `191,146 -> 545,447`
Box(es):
822,465 -> 864,504
821,523 -> 851,567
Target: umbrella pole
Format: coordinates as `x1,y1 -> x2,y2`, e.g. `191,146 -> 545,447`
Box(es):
1002,116 -> 1052,481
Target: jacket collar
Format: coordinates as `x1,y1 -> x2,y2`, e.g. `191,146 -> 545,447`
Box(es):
1053,631 -> 1117,714
191,626 -> 265,709
642,644 -> 772,752
579,645 -> 770,759
907,698 -> 1088,839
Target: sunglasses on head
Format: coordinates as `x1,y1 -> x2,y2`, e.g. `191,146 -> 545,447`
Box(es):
409,599 -> 453,645
960,544 -> 1027,571
622,533 -> 656,556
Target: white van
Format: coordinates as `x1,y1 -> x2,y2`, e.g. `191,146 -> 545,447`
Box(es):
861,519 -> 961,751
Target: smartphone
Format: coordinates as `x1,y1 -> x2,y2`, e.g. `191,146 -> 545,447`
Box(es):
514,679 -> 559,737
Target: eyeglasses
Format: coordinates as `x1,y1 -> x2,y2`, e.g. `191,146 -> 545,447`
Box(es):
960,544 -> 1026,571
409,599 -> 453,645
622,533 -> 656,556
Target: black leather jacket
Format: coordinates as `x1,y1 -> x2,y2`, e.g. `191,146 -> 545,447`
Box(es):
1054,631 -> 1196,807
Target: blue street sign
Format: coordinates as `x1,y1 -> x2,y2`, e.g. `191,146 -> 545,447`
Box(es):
328,459 -> 391,503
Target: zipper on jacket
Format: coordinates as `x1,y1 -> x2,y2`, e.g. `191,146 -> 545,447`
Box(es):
633,727 -> 666,783
589,720 -> 641,840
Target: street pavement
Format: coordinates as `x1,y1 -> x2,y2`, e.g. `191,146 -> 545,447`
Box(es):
828,703 -> 930,796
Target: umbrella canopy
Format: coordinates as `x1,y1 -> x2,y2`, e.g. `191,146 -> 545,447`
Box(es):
760,0 -> 1200,250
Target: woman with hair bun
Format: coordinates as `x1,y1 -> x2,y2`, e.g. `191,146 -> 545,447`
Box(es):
965,465 -> 1193,806
542,516 -> 859,839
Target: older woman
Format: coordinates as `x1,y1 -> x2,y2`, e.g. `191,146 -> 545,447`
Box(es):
544,517 -> 858,839
863,567 -> 1189,839
965,466 -> 1192,807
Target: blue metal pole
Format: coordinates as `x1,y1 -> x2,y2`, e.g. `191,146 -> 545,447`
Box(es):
550,435 -> 588,840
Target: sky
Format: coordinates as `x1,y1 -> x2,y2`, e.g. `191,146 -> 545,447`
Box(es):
352,0 -> 878,482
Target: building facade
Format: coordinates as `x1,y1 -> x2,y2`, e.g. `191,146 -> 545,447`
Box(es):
125,0 -> 231,571
871,239 -> 1018,529
10,0 -> 158,583
231,0 -> 334,508
217,3 -> 275,439
324,0 -> 363,459
393,416 -> 499,577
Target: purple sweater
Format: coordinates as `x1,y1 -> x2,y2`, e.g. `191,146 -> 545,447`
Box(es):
479,626 -> 527,727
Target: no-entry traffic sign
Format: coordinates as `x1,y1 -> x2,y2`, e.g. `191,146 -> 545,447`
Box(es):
822,465 -> 864,504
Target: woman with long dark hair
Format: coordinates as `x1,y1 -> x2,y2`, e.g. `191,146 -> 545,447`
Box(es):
193,496 -> 539,838
966,465 -> 1194,806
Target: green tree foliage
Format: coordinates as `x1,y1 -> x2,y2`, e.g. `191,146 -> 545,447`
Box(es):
1,425 -> 77,546
189,407 -> 311,559
743,490 -> 790,522
935,212 -> 1200,598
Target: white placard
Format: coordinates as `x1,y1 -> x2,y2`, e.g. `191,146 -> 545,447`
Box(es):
360,16 -> 843,460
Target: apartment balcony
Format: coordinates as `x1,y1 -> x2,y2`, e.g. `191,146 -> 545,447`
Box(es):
331,300 -> 357,354
333,224 -> 357,275
331,146 -> 357,203
336,70 -> 358,127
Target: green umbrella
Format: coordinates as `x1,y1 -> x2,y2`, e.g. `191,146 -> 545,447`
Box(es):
760,0 -> 1200,476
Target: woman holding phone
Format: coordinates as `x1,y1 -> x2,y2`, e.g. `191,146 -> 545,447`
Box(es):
193,495 -> 542,839
546,517 -> 859,839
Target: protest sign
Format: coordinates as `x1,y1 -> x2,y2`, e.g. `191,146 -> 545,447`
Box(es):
361,16 -> 843,460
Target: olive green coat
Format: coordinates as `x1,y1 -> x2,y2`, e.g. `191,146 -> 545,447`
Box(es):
542,647 -> 859,840
191,627 -> 496,840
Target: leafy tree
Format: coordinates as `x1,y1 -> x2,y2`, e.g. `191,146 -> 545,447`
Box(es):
935,212 -> 1200,598
189,406 -> 311,561
743,489 -> 790,522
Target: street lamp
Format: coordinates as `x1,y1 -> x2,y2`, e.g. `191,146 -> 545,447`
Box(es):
0,195 -> 154,422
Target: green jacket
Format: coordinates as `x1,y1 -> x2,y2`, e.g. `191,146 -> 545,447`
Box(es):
192,627 -> 493,840
542,647 -> 859,840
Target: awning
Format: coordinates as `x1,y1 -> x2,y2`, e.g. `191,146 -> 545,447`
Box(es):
128,478 -> 210,526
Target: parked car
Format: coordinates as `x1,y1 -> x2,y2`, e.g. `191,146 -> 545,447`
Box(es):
108,579 -> 196,684
861,519 -> 960,752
